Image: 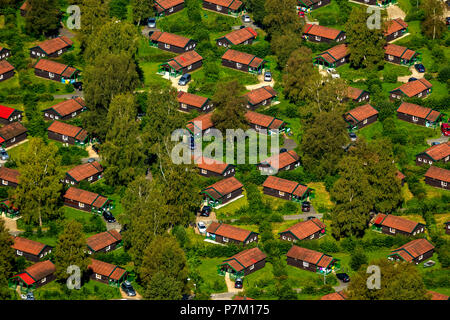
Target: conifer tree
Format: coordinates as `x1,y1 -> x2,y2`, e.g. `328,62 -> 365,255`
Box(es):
0,219 -> 15,299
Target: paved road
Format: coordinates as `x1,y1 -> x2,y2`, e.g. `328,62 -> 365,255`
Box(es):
427,135 -> 448,146
210,292 -> 235,300
282,204 -> 322,221
53,89 -> 83,100
333,280 -> 349,292
283,137 -> 297,151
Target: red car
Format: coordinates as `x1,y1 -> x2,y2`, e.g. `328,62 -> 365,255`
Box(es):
441,123 -> 450,136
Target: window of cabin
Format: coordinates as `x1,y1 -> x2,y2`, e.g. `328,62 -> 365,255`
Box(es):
412,116 -> 418,122
418,255 -> 423,260
315,36 -> 321,41
49,72 -> 54,78
187,65 -> 192,70
227,193 -> 231,198
286,165 -> 290,170
79,202 -> 84,208
88,176 -> 93,181
249,264 -> 254,270
223,237 -> 229,242
303,261 -> 309,268
2,180 -> 8,185
201,169 -> 207,174
181,103 -> 187,109
169,7 -> 173,12
236,63 -> 242,69
96,274 -> 101,279
106,245 -> 111,251
418,158 -> 422,162
165,44 -> 170,49
216,5 -> 222,10
388,55 -> 394,61
10,137 -> 15,143
58,50 -> 62,54
72,112 -> 76,117
45,113 -> 48,117
282,235 -> 286,240
0,75 -> 3,80
363,119 -> 368,125
279,191 -> 285,196
389,228 -> 396,234
62,135 -> 68,141
41,277 -> 46,283
442,181 -> 448,187
55,116 -> 59,120
16,250 -> 22,256
418,92 -> 422,97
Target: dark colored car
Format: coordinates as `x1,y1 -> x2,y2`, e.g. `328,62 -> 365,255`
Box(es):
408,77 -> 417,82
121,281 -> 136,296
189,136 -> 195,150
92,144 -> 100,154
235,278 -> 243,289
73,82 -> 83,91
103,211 -> 116,223
336,273 -> 350,282
431,141 -> 440,146
349,132 -> 357,142
414,64 -> 425,73
302,201 -> 311,212
280,148 -> 288,153
200,205 -> 212,217
306,216 -> 315,220
178,73 -> 191,86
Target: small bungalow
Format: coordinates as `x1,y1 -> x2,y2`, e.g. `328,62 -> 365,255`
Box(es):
186,112 -> 214,137
206,222 -> 258,246
0,105 -> 23,125
298,0 -> 331,11
233,296 -> 255,300
286,245 -> 339,274
86,230 -> 122,255
313,43 -> 350,68
88,259 -> 127,287
385,18 -> 408,42
262,176 -> 312,203
200,176 -> 244,207
428,291 -> 449,301
302,24 -> 346,43
29,36 -> 73,59
202,0 -> 244,16
218,247 -> 267,279
33,59 -> 79,83
445,221 -> 450,235
149,31 -> 197,53
257,150 -> 301,175
321,291 -> 347,300
63,186 -> 112,213
396,102 -> 441,127
47,120 -> 88,145
244,86 -> 278,110
221,49 -> 266,74
344,104 -> 379,130
216,27 -> 257,47
64,161 -> 103,185
0,167 -> 20,188
0,199 -> 20,218
0,47 -> 11,60
245,111 -> 286,135
158,51 -> 203,77
424,166 -> 450,191
396,170 -> 406,186
0,60 -> 15,82
384,43 -> 419,66
390,78 -> 432,100
0,121 -> 28,148
20,1 -> 29,16
388,238 -> 435,264
194,156 -> 235,178
346,87 -> 370,103
372,213 -> 425,237
9,260 -> 56,292
12,237 -> 52,262
416,142 -> 450,166
279,218 -> 326,242
42,97 -> 87,121
177,91 -> 213,112
154,0 -> 185,16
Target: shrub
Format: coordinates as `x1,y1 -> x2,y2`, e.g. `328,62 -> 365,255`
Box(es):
349,246 -> 368,271
383,69 -> 398,83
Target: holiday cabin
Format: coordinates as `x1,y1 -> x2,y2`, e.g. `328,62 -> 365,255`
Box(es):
390,79 -> 432,100
194,156 -> 235,178
0,122 -> 28,148
286,245 -> 339,275
344,104 -> 379,130
63,187 -> 112,213
218,247 -> 266,279
262,176 -> 312,203
424,166 -> 450,191
245,111 -> 286,135
42,97 -> 87,121
86,230 -> 122,255
385,18 -> 408,42
0,105 -> 23,125
0,199 -> 20,218
221,49 -> 266,74
29,36 -> 73,59
313,43 -> 350,68
302,24 -> 346,43
64,161 -> 104,185
149,31 -> 197,54
202,0 -> 244,16
0,60 -> 15,82
20,1 -> 29,16
321,291 -> 347,300
200,176 -> 244,207
9,260 -> 56,291
388,238 -> 435,265
428,291 -> 450,301
416,142 -> 450,166
396,170 -> 406,186
298,0 -> 331,11
216,27 -> 257,47
154,0 -> 185,17
0,167 -> 20,188
33,59 -> 79,83
158,51 -> 203,77
372,213 -> 425,237
279,218 -> 326,242
396,102 -> 441,127
186,112 -> 214,137
257,150 -> 301,175
47,121 -> 88,146
177,91 -> 213,113
206,222 -> 258,246
12,237 -> 53,262
244,86 -> 278,110
346,87 -> 370,103
384,43 -> 419,66
88,259 -> 127,287
0,47 -> 11,60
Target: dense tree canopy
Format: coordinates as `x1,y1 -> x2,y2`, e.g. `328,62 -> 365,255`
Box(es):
25,0 -> 60,37
0,219 -> 15,299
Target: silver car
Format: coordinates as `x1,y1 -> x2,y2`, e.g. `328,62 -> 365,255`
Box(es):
197,221 -> 207,234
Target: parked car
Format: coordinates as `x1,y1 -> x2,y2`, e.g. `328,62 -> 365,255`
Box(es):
408,77 -> 417,82
431,141 -> 441,146
280,148 -> 288,153
198,221 -> 207,234
21,292 -> 34,300
264,71 -> 272,82
0,148 -> 9,161
178,73 -> 191,86
200,205 -> 212,217
327,68 -> 340,78
336,273 -> 350,282
302,201 -> 311,212
147,17 -> 156,28
92,144 -> 100,154
423,260 -> 435,268
235,278 -> 243,289
189,136 -> 195,150
306,216 -> 315,220
243,15 -> 251,23
73,81 -> 83,91
239,25 -> 246,29
103,211 -> 116,223
349,132 -> 357,141
121,281 -> 136,296
414,63 -> 425,73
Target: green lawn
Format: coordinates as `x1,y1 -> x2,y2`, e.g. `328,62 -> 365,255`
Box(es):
195,257 -> 227,293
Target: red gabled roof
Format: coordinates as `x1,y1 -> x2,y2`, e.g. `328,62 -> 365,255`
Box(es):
155,0 -> 184,10
259,150 -> 299,170
150,31 -> 191,48
63,187 -> 108,208
88,258 -> 126,280
385,18 -> 408,36
202,176 -> 243,199
245,111 -> 284,130
245,86 -> 277,105
0,60 -> 14,74
47,120 -> 87,141
194,156 -> 230,174
205,223 -> 254,242
34,36 -> 73,55
427,291 -> 449,300
34,59 -> 75,76
12,237 -> 48,256
186,112 -> 214,133
66,161 -> 103,183
0,122 -> 27,143
0,105 -> 17,119
22,260 -> 56,281
346,87 -> 366,100
391,238 -> 435,262
286,245 -> 333,268
396,102 -> 439,121
222,49 -> 264,68
317,44 -> 349,64
222,247 -> 266,272
177,91 -> 209,108
262,175 -> 300,194
45,97 -> 86,117
345,104 -> 378,122
87,230 -> 122,252
321,291 -> 347,300
0,167 -> 20,184
391,79 -> 432,98
424,166 -> 450,183
373,213 -> 421,233
220,27 -> 257,45
420,142 -> 450,161
384,43 -> 417,60
168,51 -> 203,70
282,218 -> 326,240
206,0 -> 243,10
303,24 -> 343,40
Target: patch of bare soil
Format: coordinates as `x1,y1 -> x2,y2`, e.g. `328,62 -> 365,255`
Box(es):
387,4 -> 406,20
245,72 -> 274,91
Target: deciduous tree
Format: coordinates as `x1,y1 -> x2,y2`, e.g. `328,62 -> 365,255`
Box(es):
421,0 -> 446,40
25,0 -> 60,37
0,219 -> 15,299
